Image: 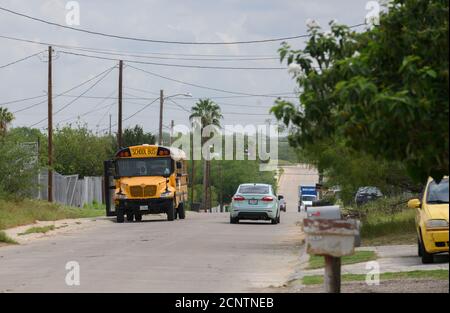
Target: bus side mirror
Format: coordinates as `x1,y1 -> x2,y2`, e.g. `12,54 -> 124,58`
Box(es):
163,168 -> 171,178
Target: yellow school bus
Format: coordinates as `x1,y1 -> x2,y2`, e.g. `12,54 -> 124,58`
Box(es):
104,145 -> 188,223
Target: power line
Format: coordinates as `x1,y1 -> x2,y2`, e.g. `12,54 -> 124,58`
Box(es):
28,66 -> 115,127
64,46 -> 279,62
13,65 -> 116,114
0,50 -> 45,69
123,98 -> 159,122
0,34 -> 278,58
58,89 -> 117,124
0,94 -> 46,106
127,65 -> 297,98
165,102 -> 273,116
0,6 -> 316,45
58,50 -> 285,70
101,97 -> 160,132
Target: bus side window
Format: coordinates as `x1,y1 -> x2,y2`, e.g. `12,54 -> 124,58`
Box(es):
176,161 -> 183,171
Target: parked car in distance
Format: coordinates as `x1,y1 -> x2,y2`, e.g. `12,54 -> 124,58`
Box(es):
408,176 -> 449,264
278,195 -> 286,212
230,183 -> 280,224
354,186 -> 383,207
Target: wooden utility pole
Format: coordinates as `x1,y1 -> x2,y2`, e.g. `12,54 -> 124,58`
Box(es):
169,119 -> 174,146
158,89 -> 164,145
189,127 -> 195,210
219,160 -> 223,212
109,114 -> 112,136
47,46 -> 53,202
117,60 -> 123,148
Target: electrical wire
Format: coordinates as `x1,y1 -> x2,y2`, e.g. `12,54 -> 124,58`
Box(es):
0,34 -> 278,58
127,65 -> 297,98
58,89 -> 117,124
28,66 -> 115,127
0,94 -> 46,106
13,65 -> 116,114
0,6 -> 365,45
0,50 -> 44,69
58,50 -> 285,70
0,6 -> 314,45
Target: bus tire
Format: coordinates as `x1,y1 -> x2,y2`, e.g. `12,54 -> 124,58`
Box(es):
126,212 -> 134,222
178,203 -> 186,219
117,209 -> 125,223
135,213 -> 142,222
167,202 -> 175,221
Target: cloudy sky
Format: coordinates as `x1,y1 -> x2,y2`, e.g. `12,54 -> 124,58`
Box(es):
0,0 -> 369,134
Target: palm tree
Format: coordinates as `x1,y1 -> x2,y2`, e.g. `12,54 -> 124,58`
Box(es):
0,107 -> 14,136
189,99 -> 223,212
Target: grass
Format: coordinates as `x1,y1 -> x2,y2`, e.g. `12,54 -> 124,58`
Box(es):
346,196 -> 418,246
360,209 -> 416,245
0,231 -> 18,244
302,270 -> 449,285
18,225 -> 56,236
0,197 -> 104,231
307,251 -> 377,269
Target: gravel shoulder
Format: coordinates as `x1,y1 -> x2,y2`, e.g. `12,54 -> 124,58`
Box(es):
2,216 -> 108,245
272,278 -> 449,293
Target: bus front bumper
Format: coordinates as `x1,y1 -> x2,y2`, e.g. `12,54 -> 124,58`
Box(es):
118,198 -> 173,214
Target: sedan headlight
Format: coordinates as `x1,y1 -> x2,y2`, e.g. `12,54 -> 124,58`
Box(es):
426,219 -> 449,229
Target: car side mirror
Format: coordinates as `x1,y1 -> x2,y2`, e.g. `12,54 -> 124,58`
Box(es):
278,195 -> 284,200
408,198 -> 421,209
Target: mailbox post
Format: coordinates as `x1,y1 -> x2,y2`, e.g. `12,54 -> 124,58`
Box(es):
303,218 -> 359,293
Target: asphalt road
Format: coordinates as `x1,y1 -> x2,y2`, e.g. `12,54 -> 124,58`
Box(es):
0,166 -> 312,293
278,165 -> 319,213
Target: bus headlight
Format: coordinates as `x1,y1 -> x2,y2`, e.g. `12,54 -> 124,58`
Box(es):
160,191 -> 173,198
115,193 -> 128,200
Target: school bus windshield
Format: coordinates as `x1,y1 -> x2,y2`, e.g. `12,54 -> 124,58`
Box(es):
116,157 -> 172,177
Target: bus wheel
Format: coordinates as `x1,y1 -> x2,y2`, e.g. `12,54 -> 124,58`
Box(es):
178,203 -> 186,220
167,202 -> 175,221
135,213 -> 142,222
117,209 -> 125,223
126,212 -> 134,222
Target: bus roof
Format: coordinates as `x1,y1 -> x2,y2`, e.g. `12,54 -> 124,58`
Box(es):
115,145 -> 187,161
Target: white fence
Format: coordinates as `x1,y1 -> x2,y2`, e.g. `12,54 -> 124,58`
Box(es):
37,170 -> 103,207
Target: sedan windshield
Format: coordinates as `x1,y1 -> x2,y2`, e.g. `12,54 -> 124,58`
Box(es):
116,157 -> 172,177
427,178 -> 449,204
239,185 -> 270,194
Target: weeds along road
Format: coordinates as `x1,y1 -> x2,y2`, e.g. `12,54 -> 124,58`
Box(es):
0,166 -> 313,293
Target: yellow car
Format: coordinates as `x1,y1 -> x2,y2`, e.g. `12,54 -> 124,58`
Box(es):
408,176 -> 449,264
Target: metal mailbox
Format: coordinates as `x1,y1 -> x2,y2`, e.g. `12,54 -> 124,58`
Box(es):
303,218 -> 359,257
306,205 -> 341,220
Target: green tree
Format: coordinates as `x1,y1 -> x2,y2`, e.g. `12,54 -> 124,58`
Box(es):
0,107 -> 14,136
114,125 -> 156,151
53,124 -> 114,177
189,99 -> 223,211
0,133 -> 38,196
272,0 -> 449,182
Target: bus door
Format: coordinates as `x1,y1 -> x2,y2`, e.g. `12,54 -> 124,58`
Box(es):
104,160 -> 116,216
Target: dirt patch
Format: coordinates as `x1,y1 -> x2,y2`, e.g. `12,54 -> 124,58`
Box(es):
2,217 -> 111,246
265,278 -> 448,293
